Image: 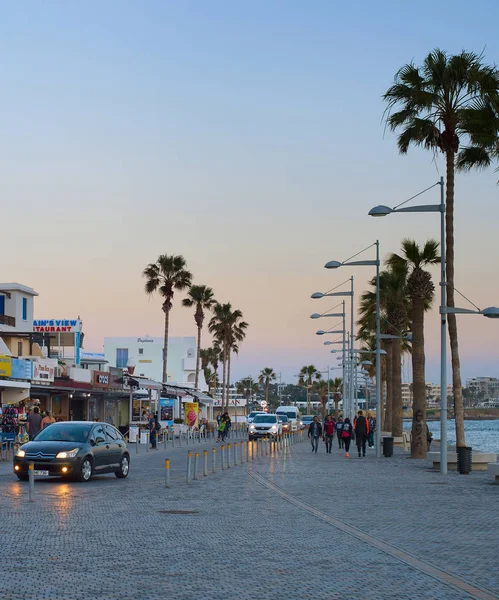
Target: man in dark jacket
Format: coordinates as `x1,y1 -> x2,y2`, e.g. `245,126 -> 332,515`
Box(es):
354,410 -> 369,457
308,417 -> 323,453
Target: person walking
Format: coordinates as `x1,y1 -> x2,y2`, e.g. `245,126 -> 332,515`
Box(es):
27,407 -> 42,440
323,415 -> 335,454
335,417 -> 344,449
341,417 -> 354,458
426,424 -> 433,451
308,416 -> 323,453
217,415 -> 226,442
354,410 -> 369,457
41,410 -> 56,429
223,413 -> 232,439
149,412 -> 158,449
367,414 -> 376,449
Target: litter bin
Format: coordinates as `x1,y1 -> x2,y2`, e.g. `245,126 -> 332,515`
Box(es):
383,436 -> 394,457
457,446 -> 472,475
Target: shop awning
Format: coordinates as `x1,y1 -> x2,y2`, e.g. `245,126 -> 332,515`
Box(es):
190,391 -> 214,405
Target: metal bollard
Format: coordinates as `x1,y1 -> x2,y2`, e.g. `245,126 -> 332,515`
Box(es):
172,432 -> 175,448
136,438 -> 139,454
165,459 -> 170,488
234,443 -> 238,466
203,450 -> 208,476
186,451 -> 192,484
212,447 -> 217,473
221,445 -> 225,470
227,444 -> 231,468
193,452 -> 199,480
249,440 -> 253,460
146,436 -> 149,452
265,438 -> 269,456
28,461 -> 34,502
164,434 -> 167,449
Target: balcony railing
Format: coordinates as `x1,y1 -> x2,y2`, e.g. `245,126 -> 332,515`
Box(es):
0,314 -> 15,327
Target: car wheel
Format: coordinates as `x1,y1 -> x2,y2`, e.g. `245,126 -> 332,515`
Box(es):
16,473 -> 29,481
77,457 -> 93,482
115,454 -> 130,478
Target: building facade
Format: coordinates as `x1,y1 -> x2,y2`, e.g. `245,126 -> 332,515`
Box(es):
103,335 -> 206,389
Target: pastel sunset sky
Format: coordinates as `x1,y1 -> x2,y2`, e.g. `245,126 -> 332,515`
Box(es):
2,1 -> 499,384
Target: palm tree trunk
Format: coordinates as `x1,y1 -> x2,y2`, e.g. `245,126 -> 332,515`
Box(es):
162,309 -> 170,383
195,325 -> 201,389
265,381 -> 269,405
227,348 -> 232,412
334,398 -> 339,418
410,297 -> 427,458
445,151 -> 465,448
222,343 -> 227,413
384,341 -> 393,432
392,339 -> 403,437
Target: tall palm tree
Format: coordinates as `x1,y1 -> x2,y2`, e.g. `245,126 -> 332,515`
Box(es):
384,49 -> 499,448
299,365 -> 321,414
208,304 -> 248,410
314,379 -> 329,420
330,377 -> 343,417
182,285 -> 216,389
387,239 -> 440,458
143,254 -> 192,383
259,368 -> 277,406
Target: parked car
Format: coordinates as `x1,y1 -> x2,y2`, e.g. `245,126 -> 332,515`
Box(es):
248,414 -> 282,440
13,421 -> 130,482
247,411 -> 266,424
278,414 -> 291,433
300,415 -> 315,429
276,406 -> 300,431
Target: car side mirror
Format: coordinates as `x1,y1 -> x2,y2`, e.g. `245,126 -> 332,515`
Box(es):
95,437 -> 105,445
90,439 -> 96,447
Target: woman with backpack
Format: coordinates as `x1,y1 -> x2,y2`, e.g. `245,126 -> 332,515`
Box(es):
335,417 -> 344,449
341,417 -> 354,458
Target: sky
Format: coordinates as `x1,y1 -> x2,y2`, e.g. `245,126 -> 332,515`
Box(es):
2,1 -> 499,386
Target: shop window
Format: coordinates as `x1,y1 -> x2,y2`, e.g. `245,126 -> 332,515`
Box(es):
116,348 -> 129,368
187,348 -> 194,358
22,298 -> 27,321
0,295 -> 4,315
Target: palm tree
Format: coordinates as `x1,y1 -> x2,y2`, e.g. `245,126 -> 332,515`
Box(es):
182,285 -> 216,389
384,49 -> 499,448
259,368 -> 277,406
143,254 -> 192,383
314,379 -> 329,419
208,304 -> 248,410
299,365 -> 321,414
387,239 -> 440,458
330,377 -> 343,417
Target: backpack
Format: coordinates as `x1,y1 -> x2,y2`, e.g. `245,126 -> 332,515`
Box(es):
155,420 -> 161,433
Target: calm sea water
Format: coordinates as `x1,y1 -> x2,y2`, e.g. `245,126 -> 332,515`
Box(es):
403,419 -> 499,454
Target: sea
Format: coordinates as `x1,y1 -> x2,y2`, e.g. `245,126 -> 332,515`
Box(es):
403,419 -> 499,453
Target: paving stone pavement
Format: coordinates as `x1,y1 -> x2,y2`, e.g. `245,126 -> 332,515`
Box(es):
0,433 -> 497,600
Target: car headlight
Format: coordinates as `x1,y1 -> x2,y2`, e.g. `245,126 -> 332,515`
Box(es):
270,425 -> 277,431
16,449 -> 26,458
56,449 -> 79,459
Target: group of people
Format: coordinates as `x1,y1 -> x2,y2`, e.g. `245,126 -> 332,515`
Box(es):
308,411 -> 376,458
216,413 -> 232,442
26,407 -> 56,440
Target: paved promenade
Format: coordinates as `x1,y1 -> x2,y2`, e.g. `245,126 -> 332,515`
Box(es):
0,433 -> 497,600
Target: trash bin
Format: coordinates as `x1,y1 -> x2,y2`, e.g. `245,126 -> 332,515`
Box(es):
383,436 -> 394,457
457,446 -> 472,475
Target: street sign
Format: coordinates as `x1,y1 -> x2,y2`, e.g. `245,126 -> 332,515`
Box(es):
260,400 -> 267,408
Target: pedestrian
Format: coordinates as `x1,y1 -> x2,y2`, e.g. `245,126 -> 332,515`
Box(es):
341,417 -> 354,458
335,416 -> 344,449
27,406 -> 42,440
323,414 -> 335,454
308,416 -> 323,453
354,410 -> 369,458
217,415 -> 226,442
149,412 -> 158,449
224,413 -> 232,438
367,414 -> 376,448
41,410 -> 56,429
427,424 -> 433,451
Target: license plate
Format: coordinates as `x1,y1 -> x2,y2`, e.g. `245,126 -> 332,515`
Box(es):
33,470 -> 49,476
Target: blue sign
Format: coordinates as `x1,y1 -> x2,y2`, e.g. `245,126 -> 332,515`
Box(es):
10,358 -> 32,381
159,398 -> 174,425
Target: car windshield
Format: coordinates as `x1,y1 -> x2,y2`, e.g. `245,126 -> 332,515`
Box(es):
253,415 -> 277,424
33,423 -> 92,443
279,416 -> 289,423
302,416 -> 314,422
248,412 -> 262,418
281,411 -> 297,419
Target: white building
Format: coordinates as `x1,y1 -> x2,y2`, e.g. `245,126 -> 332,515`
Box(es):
103,335 -> 206,389
0,283 -> 38,334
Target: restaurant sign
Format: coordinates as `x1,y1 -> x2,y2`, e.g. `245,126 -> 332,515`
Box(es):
33,319 -> 82,333
32,360 -> 55,383
93,371 -> 110,389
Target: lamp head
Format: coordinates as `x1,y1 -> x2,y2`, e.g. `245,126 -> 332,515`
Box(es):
324,260 -> 341,269
316,330 -> 325,335
368,205 -> 393,217
310,313 -> 321,319
482,306 -> 499,319
311,292 -> 324,299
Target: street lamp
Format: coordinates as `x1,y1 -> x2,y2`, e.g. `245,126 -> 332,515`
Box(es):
325,241 -> 382,457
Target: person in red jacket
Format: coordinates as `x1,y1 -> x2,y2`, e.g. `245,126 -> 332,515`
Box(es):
354,410 -> 369,458
323,414 -> 336,454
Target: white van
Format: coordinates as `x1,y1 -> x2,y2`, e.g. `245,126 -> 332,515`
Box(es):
276,406 -> 300,431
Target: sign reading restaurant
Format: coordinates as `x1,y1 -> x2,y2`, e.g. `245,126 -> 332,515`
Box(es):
33,319 -> 82,333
